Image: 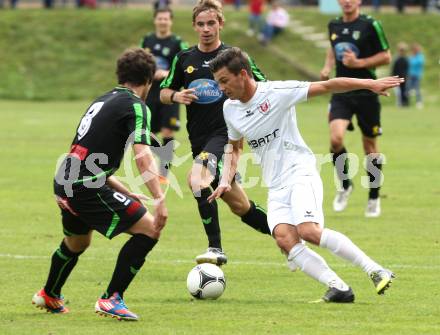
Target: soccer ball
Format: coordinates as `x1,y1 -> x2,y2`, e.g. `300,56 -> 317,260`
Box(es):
186,263 -> 226,299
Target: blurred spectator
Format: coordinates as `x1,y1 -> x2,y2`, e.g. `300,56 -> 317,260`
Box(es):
391,42 -> 409,107
10,0 -> 18,8
154,0 -> 170,11
407,43 -> 425,109
260,1 -> 289,46
247,0 -> 264,37
372,0 -> 380,12
43,0 -> 53,8
420,0 -> 428,12
396,0 -> 405,13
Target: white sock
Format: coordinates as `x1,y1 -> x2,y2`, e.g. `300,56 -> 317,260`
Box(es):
288,243 -> 349,291
320,228 -> 382,275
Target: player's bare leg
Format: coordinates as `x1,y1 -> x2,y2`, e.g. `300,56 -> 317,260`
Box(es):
330,119 -> 353,212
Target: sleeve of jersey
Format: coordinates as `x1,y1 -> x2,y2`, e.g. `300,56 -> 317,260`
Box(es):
370,20 -> 389,52
248,56 -> 267,82
132,102 -> 151,145
274,81 -> 311,108
160,54 -> 183,90
223,103 -> 242,141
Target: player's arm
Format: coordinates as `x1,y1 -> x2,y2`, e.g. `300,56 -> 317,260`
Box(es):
343,49 -> 391,69
207,139 -> 242,203
160,87 -> 198,105
133,144 -> 168,229
106,176 -> 148,203
320,47 -> 335,80
308,76 -> 404,98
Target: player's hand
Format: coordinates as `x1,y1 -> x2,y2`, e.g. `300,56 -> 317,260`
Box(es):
320,67 -> 331,80
153,198 -> 168,232
129,192 -> 149,203
370,76 -> 405,96
55,195 -> 78,216
207,183 -> 232,203
174,88 -> 198,105
342,50 -> 361,68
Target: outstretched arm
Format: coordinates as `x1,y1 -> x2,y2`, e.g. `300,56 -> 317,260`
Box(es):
207,139 -> 242,202
308,76 -> 404,98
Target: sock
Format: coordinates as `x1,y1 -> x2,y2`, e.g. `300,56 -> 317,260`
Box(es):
104,234 -> 158,298
240,201 -> 271,235
366,155 -> 383,199
160,137 -> 174,178
320,228 -> 382,275
288,243 -> 349,291
44,240 -> 83,298
195,188 -> 221,249
331,147 -> 351,190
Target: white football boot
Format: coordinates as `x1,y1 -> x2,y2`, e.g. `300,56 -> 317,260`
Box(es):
332,185 -> 353,212
365,198 -> 381,218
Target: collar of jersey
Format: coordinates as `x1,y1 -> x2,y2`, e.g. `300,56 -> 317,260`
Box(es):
115,86 -> 140,98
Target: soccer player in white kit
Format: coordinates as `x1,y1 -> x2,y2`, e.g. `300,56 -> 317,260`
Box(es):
208,47 -> 402,302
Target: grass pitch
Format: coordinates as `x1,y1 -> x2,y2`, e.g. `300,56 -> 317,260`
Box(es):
0,98 -> 439,334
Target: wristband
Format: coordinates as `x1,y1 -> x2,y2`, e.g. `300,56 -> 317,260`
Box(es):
170,91 -> 177,103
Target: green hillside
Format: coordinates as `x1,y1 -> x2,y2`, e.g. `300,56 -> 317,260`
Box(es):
0,8 -> 438,102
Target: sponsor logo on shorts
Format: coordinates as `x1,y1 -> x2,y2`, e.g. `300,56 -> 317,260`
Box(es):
304,210 -> 314,218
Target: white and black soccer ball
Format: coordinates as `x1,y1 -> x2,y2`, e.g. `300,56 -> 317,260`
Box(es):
186,263 -> 226,299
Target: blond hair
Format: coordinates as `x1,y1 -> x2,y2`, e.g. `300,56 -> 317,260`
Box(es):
192,0 -> 224,23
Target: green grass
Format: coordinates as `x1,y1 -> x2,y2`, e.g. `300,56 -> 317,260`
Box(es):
1,8 -> 439,101
0,98 -> 439,334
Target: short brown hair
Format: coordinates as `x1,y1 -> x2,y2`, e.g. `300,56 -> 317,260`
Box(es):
209,47 -> 252,76
116,48 -> 156,86
192,0 -> 224,24
154,7 -> 173,19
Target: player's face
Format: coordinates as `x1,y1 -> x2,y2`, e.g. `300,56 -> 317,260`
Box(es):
154,12 -> 172,34
338,0 -> 361,14
193,10 -> 223,47
213,67 -> 246,101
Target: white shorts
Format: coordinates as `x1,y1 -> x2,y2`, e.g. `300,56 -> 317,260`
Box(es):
267,175 -> 324,234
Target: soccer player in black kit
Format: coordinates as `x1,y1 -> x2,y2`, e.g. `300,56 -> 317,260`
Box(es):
320,0 -> 391,218
32,48 -> 168,321
140,8 -> 188,183
160,0 -> 270,266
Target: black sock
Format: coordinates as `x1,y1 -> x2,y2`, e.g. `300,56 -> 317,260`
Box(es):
366,155 -> 383,199
195,188 -> 221,249
44,240 -> 83,298
104,234 -> 158,299
241,201 -> 271,235
161,137 -> 174,177
331,147 -> 351,190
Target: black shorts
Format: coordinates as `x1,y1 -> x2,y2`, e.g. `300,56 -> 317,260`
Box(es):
60,185 -> 147,239
329,94 -> 382,137
147,96 -> 180,133
191,134 -> 228,181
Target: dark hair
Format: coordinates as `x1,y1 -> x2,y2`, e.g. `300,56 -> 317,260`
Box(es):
154,7 -> 173,19
209,47 -> 252,76
192,0 -> 224,23
116,48 -> 156,86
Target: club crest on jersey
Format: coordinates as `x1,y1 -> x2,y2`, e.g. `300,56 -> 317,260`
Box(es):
162,47 -> 170,56
352,31 -> 361,40
258,99 -> 271,115
185,65 -> 197,74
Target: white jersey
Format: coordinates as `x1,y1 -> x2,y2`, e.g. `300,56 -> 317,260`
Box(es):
223,80 -> 317,189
